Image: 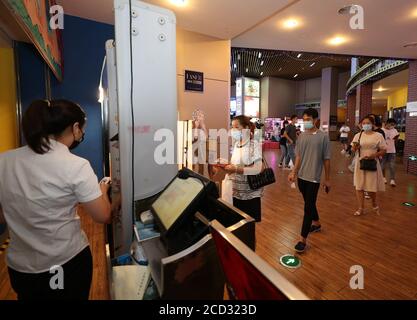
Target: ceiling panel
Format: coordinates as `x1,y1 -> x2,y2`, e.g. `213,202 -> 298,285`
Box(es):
232,0 -> 417,59
230,48 -> 372,83
57,0 -> 295,39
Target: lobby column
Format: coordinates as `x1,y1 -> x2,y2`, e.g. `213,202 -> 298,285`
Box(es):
357,83 -> 373,120
404,60 -> 417,174
320,67 -> 338,138
346,92 -> 357,132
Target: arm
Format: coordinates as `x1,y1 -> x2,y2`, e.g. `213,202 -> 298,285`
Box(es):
288,154 -> 301,183
80,183 -> 112,224
283,131 -> 293,144
323,159 -> 331,191
0,204 -> 5,224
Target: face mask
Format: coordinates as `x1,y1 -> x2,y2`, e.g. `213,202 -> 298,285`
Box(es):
304,121 -> 314,130
70,131 -> 85,150
231,129 -> 242,142
362,124 -> 373,132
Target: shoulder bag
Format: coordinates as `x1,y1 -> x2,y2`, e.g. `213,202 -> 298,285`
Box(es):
247,157 -> 276,190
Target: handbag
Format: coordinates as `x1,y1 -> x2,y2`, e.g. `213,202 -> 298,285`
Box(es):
358,131 -> 377,171
247,157 -> 276,190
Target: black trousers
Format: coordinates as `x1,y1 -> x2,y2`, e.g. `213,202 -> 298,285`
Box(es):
8,246 -> 92,300
233,197 -> 262,222
298,178 -> 321,239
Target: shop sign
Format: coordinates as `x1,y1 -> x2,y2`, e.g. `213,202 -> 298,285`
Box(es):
406,101 -> 417,113
185,70 -> 204,92
280,254 -> 301,269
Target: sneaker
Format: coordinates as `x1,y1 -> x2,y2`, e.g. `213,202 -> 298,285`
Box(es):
384,177 -> 387,184
294,242 -> 306,253
364,192 -> 371,200
390,180 -> 396,187
310,225 -> 322,233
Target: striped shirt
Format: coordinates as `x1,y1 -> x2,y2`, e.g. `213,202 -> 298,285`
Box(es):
230,140 -> 263,200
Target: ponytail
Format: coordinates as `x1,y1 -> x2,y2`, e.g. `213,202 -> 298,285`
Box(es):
22,99 -> 86,154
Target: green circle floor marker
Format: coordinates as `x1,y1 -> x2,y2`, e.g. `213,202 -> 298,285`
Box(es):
402,202 -> 415,207
280,254 -> 301,269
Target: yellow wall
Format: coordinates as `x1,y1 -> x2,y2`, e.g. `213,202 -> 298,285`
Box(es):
176,28 -> 230,130
387,87 -> 408,140
387,87 -> 408,109
0,48 -> 18,153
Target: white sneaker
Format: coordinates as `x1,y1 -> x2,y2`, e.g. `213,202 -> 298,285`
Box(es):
291,182 -> 297,189
341,149 -> 346,155
390,180 -> 396,187
384,178 -> 387,184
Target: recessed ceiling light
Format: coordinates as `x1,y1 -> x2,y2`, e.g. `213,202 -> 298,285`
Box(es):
338,4 -> 360,15
260,60 -> 264,66
310,62 -> 316,67
293,74 -> 299,78
233,64 -> 237,69
238,54 -> 241,60
404,42 -> 417,48
327,35 -> 348,46
246,68 -> 249,72
279,67 -> 282,71
258,52 -> 262,59
170,0 -> 187,6
297,53 -> 302,58
282,18 -> 300,30
260,72 -> 264,76
375,86 -> 387,92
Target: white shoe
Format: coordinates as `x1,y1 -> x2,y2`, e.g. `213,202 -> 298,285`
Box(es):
390,180 -> 396,187
384,178 -> 387,184
291,182 -> 297,189
341,150 -> 346,155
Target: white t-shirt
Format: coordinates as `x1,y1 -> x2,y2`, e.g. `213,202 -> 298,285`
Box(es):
340,126 -> 351,138
383,128 -> 399,154
0,140 -> 102,273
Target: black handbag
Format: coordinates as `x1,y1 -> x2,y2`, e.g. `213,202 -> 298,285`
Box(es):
247,157 -> 276,190
358,131 -> 378,171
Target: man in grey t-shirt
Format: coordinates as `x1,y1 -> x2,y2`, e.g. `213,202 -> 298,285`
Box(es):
288,108 -> 331,253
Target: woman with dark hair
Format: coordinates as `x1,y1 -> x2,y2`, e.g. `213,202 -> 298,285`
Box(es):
351,116 -> 386,216
220,115 -> 263,222
0,100 -> 111,300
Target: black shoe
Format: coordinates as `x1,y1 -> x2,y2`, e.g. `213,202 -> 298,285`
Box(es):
294,242 -> 306,253
310,225 -> 322,234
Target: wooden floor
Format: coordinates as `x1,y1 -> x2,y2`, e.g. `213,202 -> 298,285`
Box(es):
1,142 -> 417,300
0,210 -> 109,300
257,142 -> 417,300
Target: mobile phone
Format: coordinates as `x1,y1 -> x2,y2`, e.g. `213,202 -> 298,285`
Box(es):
325,186 -> 330,194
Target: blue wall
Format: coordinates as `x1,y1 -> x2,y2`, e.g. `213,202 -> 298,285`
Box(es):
17,15 -> 114,178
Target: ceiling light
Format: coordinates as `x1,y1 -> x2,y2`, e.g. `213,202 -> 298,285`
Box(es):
293,74 -> 299,78
258,52 -> 262,59
238,54 -> 241,60
260,60 -> 264,66
411,8 -> 417,18
310,62 -> 316,67
297,53 -> 302,58
282,18 -> 300,30
338,4 -> 360,15
327,35 -> 348,46
375,86 -> 387,92
404,42 -> 417,48
279,67 -> 282,71
233,63 -> 237,69
260,72 -> 264,76
170,0 -> 187,6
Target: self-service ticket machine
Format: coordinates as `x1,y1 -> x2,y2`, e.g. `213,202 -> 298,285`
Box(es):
137,168 -> 256,300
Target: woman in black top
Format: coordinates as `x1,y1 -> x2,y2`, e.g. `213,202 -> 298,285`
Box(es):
278,121 -> 289,168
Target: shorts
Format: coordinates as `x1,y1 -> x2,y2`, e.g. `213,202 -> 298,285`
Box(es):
340,137 -> 348,144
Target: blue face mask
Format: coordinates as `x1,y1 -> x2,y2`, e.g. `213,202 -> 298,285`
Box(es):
304,121 -> 314,130
363,124 -> 373,132
231,130 -> 242,141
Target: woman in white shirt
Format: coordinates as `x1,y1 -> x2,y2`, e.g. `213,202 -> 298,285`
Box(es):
221,116 -> 263,222
0,100 -> 111,300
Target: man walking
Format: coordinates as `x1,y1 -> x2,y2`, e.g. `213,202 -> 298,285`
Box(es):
288,108 -> 331,253
283,115 -> 298,170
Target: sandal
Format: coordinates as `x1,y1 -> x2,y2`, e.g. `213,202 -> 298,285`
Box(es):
354,209 -> 364,216
373,206 -> 380,215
